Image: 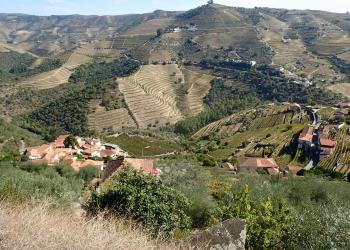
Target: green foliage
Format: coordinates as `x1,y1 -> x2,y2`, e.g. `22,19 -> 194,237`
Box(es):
0,52 -> 35,75
211,184 -> 293,249
156,159 -> 216,228
200,60 -> 342,105
24,58 -> 140,136
63,135 -> 79,148
0,119 -> 43,160
78,166 -> 101,184
0,162 -> 84,207
85,167 -> 191,236
174,80 -> 259,135
26,59 -> 63,76
328,56 -> 350,80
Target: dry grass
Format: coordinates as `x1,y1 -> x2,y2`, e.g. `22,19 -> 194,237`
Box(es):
327,83 -> 350,98
0,201 -> 180,250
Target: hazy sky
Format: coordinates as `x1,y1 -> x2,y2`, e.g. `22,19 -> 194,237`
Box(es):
1,0 -> 350,16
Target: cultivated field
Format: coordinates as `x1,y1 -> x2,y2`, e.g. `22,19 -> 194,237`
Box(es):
327,83 -> 350,98
21,66 -> 72,89
117,64 -> 183,128
178,68 -> 214,117
260,13 -> 338,82
319,126 -> 350,175
87,108 -> 136,132
106,134 -> 181,157
337,51 -> 350,63
123,18 -> 175,36
111,35 -> 152,50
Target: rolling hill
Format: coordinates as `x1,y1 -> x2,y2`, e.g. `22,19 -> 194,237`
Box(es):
0,2 -> 349,136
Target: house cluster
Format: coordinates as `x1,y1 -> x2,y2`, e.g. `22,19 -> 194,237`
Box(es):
297,124 -> 338,159
25,135 -> 128,171
298,126 -> 314,149
319,125 -> 338,159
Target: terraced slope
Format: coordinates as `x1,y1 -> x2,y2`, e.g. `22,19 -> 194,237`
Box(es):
178,68 -> 213,116
21,66 -> 72,89
111,36 -> 153,50
327,83 -> 350,98
88,108 -> 136,132
123,18 -> 175,36
117,64 -> 183,128
318,126 -> 350,176
259,13 -> 339,82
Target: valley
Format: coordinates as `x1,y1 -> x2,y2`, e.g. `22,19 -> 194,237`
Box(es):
1,2 -> 350,249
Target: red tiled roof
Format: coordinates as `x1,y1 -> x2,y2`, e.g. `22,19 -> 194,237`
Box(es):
52,135 -> 69,148
320,138 -> 337,148
299,126 -> 313,143
238,157 -> 278,169
124,158 -> 154,174
26,144 -> 52,158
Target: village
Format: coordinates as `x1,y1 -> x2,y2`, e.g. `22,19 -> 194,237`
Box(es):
23,102 -> 350,182
25,135 -> 161,181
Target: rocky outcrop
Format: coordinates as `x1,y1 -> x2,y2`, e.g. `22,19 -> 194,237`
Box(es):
186,219 -> 246,250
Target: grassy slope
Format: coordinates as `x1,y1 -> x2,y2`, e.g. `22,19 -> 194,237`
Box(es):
106,134 -> 181,157
0,119 -> 43,158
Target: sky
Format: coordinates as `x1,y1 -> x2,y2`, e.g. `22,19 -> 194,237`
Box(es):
1,0 -> 350,16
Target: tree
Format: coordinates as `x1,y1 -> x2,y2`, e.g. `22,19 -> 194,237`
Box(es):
63,135 -> 79,148
156,28 -> 164,37
85,167 -> 191,236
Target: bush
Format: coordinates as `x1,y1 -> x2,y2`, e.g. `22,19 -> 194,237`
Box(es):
78,166 -> 101,184
157,159 -> 216,228
0,162 -> 84,206
85,167 -> 191,236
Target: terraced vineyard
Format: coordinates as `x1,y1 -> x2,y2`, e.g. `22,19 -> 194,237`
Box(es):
21,66 -> 72,89
111,35 -> 152,50
87,108 -> 136,132
260,13 -> 338,82
318,126 -> 350,175
178,68 -> 214,116
117,64 -> 183,128
249,111 -> 308,130
123,18 -> 175,36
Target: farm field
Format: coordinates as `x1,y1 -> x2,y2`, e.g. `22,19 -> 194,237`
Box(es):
117,64 -> 183,128
193,104 -> 309,139
260,13 -> 338,82
327,83 -> 350,98
318,126 -> 350,175
123,18 -> 175,36
105,134 -> 181,157
87,108 -> 136,132
317,107 -> 336,120
207,123 -> 305,162
337,51 -> 350,63
178,68 -> 213,117
111,35 -> 152,50
21,66 -> 72,89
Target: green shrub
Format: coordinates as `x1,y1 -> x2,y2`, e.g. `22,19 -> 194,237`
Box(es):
85,167 -> 191,236
0,162 -> 84,206
78,166 -> 101,184
157,159 -> 216,228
